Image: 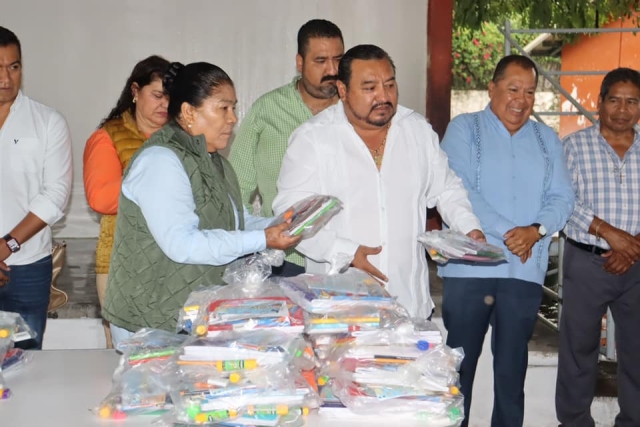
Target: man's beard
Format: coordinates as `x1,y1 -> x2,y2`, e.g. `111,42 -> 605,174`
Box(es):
345,99 -> 395,127
300,75 -> 338,99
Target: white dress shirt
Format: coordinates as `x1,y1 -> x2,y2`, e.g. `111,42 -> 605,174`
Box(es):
273,102 -> 481,318
0,91 -> 73,265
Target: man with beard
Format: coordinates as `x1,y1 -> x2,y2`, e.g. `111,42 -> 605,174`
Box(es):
273,44 -> 483,320
556,68 -> 640,427
230,19 -> 344,277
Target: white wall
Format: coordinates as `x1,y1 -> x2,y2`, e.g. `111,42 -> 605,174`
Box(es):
3,0 -> 428,237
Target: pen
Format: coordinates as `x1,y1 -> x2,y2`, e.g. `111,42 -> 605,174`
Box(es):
128,348 -> 177,362
310,317 -> 380,324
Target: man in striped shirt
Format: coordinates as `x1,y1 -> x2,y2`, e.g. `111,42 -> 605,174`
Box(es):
229,19 -> 344,277
556,68 -> 640,427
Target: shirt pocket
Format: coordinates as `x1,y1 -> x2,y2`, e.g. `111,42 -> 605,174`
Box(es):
8,137 -> 42,174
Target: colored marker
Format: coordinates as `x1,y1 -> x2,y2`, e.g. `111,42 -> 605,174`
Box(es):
128,348 -> 176,362
193,408 -> 238,424
0,388 -> 11,400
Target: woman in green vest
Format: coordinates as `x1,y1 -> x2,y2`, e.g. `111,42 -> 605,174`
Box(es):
83,55 -> 170,348
102,62 -> 301,346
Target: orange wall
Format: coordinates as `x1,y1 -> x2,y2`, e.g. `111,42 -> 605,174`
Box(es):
560,17 -> 640,138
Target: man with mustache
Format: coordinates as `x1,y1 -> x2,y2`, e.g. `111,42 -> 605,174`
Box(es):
273,44 -> 484,320
230,19 -> 344,277
556,68 -> 640,427
438,55 -> 575,427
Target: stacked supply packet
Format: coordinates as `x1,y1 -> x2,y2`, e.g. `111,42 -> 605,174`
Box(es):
318,323 -> 464,426
278,268 -> 398,314
183,255 -> 305,338
96,329 -> 189,420
0,311 -> 36,400
167,331 -> 320,426
418,230 -> 506,264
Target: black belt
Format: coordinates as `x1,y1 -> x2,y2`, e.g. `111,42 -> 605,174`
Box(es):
566,238 -> 608,256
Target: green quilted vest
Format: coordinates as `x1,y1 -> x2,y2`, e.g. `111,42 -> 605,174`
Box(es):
102,121 -> 245,332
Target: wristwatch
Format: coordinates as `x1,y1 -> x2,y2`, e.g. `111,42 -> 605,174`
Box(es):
531,223 -> 547,239
3,234 -> 20,253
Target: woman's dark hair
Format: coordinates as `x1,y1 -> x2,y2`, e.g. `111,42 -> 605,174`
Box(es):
99,55 -> 170,128
163,62 -> 234,121
599,67 -> 640,101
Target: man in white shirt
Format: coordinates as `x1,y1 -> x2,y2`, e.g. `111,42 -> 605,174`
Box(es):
273,44 -> 483,318
0,27 -> 73,349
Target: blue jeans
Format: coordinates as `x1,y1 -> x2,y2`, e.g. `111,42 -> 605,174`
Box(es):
0,255 -> 53,350
442,277 -> 543,427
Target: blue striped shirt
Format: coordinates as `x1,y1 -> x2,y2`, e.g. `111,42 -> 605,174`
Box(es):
563,123 -> 640,248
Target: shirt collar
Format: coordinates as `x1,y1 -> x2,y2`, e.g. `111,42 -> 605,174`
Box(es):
484,102 -> 532,136
8,90 -> 23,113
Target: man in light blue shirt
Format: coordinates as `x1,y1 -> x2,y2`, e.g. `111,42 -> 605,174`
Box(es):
439,55 -> 574,427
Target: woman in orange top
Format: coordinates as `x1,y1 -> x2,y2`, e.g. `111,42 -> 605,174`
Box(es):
83,55 -> 170,347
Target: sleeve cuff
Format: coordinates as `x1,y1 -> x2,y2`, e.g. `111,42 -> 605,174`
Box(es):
241,230 -> 267,254
29,195 -> 65,225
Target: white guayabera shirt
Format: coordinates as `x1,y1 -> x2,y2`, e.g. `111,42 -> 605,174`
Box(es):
274,102 -> 481,318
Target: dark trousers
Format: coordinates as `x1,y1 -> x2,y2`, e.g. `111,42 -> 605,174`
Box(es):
0,255 -> 52,350
442,277 -> 543,427
270,260 -> 305,278
556,243 -> 640,427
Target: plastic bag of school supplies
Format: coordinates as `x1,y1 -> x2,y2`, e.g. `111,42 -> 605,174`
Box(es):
2,348 -> 31,373
418,229 -> 506,264
176,330 -> 316,372
177,285 -> 225,334
0,310 -> 37,342
326,342 -> 465,423
114,328 -> 189,377
96,363 -> 172,420
190,281 -> 304,337
169,362 -> 319,426
271,195 -> 343,239
277,268 -> 397,314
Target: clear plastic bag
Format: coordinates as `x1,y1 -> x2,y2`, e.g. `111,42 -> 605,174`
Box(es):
175,330 -> 316,373
114,328 -> 189,377
277,268 -> 397,314
176,285 -> 225,334
418,229 -> 506,264
271,195 -> 343,239
169,362 -> 319,426
97,329 -> 186,419
187,279 -> 304,338
0,311 -> 35,401
0,310 -> 37,342
316,321 -> 464,423
96,364 -> 172,420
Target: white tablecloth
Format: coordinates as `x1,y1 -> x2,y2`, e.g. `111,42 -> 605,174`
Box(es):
0,350 -> 455,426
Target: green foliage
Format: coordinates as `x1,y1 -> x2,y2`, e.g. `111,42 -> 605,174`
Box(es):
452,24 -> 504,89
454,0 -> 640,30
452,21 -> 561,90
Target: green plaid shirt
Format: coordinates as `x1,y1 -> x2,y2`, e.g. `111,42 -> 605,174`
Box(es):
229,77 -> 312,266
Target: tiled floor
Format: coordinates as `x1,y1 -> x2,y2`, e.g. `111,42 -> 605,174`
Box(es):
52,238 -> 560,353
